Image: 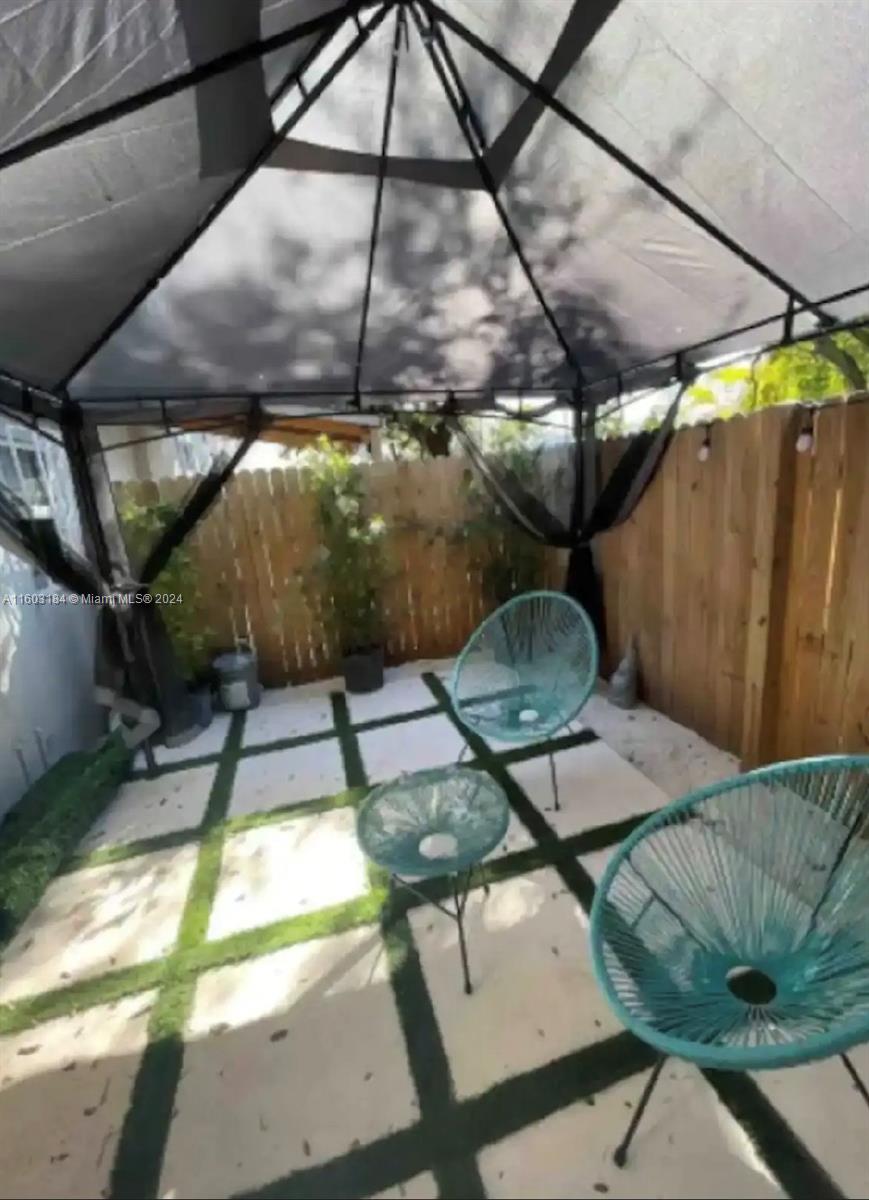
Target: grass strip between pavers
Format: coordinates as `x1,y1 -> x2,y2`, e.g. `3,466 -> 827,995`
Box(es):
496,723 -> 598,763
109,710 -> 245,1200
332,683 -> 486,1197
380,888 -> 486,1198
2,818 -> 654,1038
110,978 -> 195,1200
63,786 -> 370,877
68,699 -> 594,880
351,701 -> 443,733
125,698 -> 451,782
225,785 -> 369,834
237,726 -> 336,760
181,890 -> 388,976
330,691 -> 367,788
1,675 -> 839,1200
0,893 -> 390,1039
0,959 -> 168,1036
60,826 -> 198,874
126,750 -> 222,780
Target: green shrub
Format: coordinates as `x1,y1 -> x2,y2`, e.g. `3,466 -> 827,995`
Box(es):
0,734 -> 131,948
300,438 -> 389,654
458,422 -> 546,607
118,497 -> 214,678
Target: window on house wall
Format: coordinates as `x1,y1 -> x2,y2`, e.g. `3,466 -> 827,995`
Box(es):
0,435 -> 49,508
174,433 -> 213,477
0,419 -> 84,577
175,431 -> 228,477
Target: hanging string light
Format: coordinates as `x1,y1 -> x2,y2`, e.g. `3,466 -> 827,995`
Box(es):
697,424 -> 711,462
796,409 -> 815,453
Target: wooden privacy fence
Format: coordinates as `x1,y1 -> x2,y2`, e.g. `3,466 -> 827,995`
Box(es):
116,456 -> 560,689
116,398 -> 867,765
597,398 -> 868,764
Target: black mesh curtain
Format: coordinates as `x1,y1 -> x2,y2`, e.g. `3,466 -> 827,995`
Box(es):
98,411 -> 262,747
0,408 -> 261,749
0,470 -> 157,746
449,382 -> 684,651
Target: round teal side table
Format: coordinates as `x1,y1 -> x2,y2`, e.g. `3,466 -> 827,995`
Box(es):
357,766 -> 510,993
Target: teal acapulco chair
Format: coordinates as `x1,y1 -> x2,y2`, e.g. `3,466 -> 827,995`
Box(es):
449,591 -> 599,809
590,755 -> 869,1167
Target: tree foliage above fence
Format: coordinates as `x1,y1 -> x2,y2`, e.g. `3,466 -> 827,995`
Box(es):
687,325 -> 869,419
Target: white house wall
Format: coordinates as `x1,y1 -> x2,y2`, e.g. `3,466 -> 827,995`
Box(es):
0,420 -> 103,820
0,557 -> 102,818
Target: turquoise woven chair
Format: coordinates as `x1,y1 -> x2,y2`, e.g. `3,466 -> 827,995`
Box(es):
449,591 -> 598,809
590,755 -> 869,1166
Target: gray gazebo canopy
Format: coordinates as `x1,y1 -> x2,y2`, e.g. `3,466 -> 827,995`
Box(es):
0,0 -> 867,430
1,0 -> 866,753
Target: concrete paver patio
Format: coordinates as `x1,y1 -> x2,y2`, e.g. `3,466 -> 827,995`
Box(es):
229,737 -> 347,816
161,928 -> 418,1198
208,809 -> 369,940
77,764 -> 217,852
0,992 -> 156,1200
0,658 -> 866,1199
0,845 -> 199,1004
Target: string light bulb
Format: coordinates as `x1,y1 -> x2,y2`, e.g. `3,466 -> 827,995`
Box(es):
698,426 -> 711,463
796,412 -> 814,454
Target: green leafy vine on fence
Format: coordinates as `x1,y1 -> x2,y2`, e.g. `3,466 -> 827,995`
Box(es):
455,422 -> 547,606
299,437 -> 389,655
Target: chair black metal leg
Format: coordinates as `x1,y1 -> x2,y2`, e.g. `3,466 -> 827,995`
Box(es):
841,1053 -> 869,1110
143,738 -> 158,778
614,1056 -> 666,1167
452,872 -> 473,995
392,869 -> 477,996
548,747 -> 560,811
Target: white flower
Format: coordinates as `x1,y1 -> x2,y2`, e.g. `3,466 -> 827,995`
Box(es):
368,515 -> 386,537
336,495 -> 358,517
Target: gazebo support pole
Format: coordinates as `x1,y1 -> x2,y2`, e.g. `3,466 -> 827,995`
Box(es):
60,401 -> 159,770
60,401 -> 118,585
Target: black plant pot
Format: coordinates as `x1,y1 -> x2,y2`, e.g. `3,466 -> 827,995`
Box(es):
342,645 -> 384,694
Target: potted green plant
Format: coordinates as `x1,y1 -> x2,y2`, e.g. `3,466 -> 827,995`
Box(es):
118,496 -> 216,716
303,438 -> 388,692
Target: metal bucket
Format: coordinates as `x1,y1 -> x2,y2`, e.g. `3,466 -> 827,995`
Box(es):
213,642 -> 261,712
